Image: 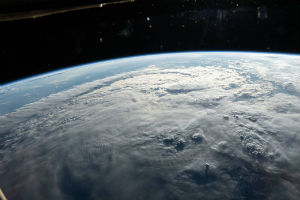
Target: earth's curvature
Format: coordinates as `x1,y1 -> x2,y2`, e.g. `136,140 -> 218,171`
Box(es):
0,52 -> 300,200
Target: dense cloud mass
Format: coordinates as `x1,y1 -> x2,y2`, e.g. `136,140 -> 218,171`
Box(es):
0,53 -> 299,199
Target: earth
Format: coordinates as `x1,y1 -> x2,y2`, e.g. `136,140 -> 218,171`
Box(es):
0,52 -> 299,200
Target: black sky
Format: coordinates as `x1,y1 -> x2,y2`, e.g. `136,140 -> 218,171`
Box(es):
0,0 -> 299,84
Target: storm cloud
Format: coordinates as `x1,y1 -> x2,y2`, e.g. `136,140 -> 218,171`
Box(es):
0,52 -> 299,199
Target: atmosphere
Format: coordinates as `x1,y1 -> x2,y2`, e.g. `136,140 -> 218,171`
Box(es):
0,1 -> 299,200
0,0 -> 299,84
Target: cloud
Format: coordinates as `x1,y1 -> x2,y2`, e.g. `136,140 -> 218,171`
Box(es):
0,53 -> 299,199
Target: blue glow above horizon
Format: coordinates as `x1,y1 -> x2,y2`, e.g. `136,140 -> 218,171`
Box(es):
0,51 -> 299,115
1,51 -> 299,87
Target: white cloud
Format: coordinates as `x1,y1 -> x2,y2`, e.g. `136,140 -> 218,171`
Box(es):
0,53 -> 299,199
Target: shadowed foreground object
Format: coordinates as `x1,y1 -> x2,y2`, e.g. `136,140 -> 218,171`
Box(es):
0,0 -> 134,22
0,52 -> 299,200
